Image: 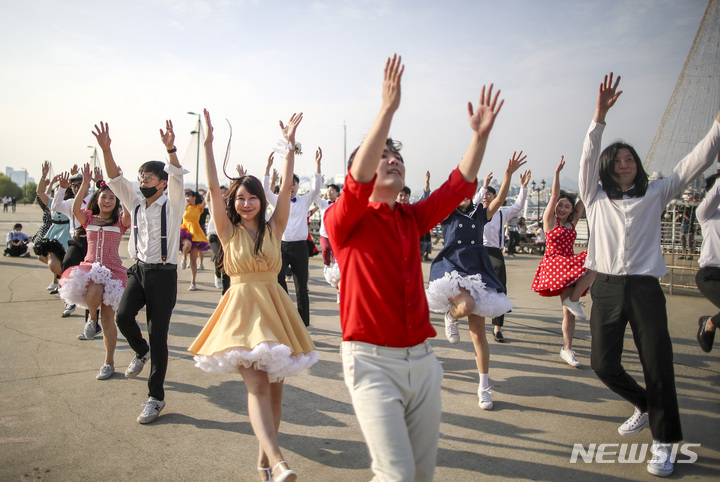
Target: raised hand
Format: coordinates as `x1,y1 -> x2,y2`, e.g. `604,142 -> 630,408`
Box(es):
506,151 -> 528,175
468,84 -> 504,138
597,73 -> 622,113
271,168 -> 279,187
520,170 -> 532,188
203,109 -> 214,145
555,156 -> 565,173
70,164 -> 80,176
280,112 -> 303,143
58,172 -> 70,189
160,119 -> 175,149
315,147 -> 322,168
382,54 -> 404,114
92,122 -> 112,150
41,161 -> 50,178
93,166 -> 103,183
236,164 -> 246,178
81,163 -> 92,185
483,172 -> 493,188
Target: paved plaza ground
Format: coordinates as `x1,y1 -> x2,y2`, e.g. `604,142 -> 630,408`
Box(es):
0,204 -> 718,481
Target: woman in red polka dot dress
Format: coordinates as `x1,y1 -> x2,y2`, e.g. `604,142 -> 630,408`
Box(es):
531,157 -> 596,367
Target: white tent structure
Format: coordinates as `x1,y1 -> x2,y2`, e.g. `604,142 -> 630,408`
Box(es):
645,0 -> 720,180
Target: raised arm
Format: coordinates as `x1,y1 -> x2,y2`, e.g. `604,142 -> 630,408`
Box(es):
93,122 -> 120,179
159,120 -> 180,169
593,72 -> 622,125
202,109 -> 233,241
473,172 -> 492,205
458,84 -> 504,182
36,161 -> 51,205
350,54 -> 404,183
120,204 -> 131,228
72,164 -> 91,226
487,151 -> 527,218
543,156 -> 564,231
269,113 -> 303,233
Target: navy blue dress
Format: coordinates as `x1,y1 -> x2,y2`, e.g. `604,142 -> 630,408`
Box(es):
429,205 -> 505,292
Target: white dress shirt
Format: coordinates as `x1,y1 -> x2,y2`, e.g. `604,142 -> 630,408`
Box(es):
263,174 -> 321,242
51,190 -> 92,237
697,182 -> 720,269
579,119 -> 720,277
107,164 -> 187,265
475,186 -> 528,248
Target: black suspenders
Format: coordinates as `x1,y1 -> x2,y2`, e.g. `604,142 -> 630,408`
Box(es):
134,202 -> 168,264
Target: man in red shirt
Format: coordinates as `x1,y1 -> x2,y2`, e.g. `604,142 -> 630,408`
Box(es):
325,54 -> 504,481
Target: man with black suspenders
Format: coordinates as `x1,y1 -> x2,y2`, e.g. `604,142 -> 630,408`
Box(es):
93,120 -> 187,424
475,169 -> 530,342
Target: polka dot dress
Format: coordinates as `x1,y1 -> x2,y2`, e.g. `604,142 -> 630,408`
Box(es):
531,220 -> 588,297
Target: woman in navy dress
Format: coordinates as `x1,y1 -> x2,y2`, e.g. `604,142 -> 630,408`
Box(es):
426,153 -> 527,410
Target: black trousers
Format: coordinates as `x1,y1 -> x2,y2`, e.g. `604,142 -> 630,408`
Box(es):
5,244 -> 28,256
115,261 -> 177,401
696,267 -> 720,326
486,247 -> 506,327
590,274 -> 682,443
507,230 -> 520,255
278,240 -> 310,326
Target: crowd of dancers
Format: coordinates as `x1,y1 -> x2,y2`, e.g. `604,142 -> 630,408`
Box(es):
6,56 -> 720,481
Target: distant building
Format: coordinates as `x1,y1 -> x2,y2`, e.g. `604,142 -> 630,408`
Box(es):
4,167 -> 34,187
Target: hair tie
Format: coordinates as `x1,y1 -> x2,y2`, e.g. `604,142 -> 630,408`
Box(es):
96,180 -> 107,189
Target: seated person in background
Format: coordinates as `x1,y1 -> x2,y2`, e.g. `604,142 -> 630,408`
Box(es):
5,223 -> 31,257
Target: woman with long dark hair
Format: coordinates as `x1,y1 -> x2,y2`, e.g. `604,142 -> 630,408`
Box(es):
58,163 -> 130,379
189,110 -> 316,482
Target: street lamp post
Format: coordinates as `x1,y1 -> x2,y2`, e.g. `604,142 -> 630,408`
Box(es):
188,111 -> 201,191
531,179 -> 546,224
87,146 -> 97,192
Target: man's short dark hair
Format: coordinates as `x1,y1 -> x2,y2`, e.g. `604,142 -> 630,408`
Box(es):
401,186 -> 411,195
139,161 -> 169,181
13,223 -> 22,230
327,183 -> 340,192
347,138 -> 403,170
486,186 -> 497,195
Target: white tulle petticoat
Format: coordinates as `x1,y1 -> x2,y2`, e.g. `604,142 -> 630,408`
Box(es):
426,270 -> 513,318
323,262 -> 341,288
58,262 -> 125,311
193,341 -> 319,383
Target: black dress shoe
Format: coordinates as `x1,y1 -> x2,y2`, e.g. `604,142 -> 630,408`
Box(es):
493,331 -> 505,343
697,316 -> 715,353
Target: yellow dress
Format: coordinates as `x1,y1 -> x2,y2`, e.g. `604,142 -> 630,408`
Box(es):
188,224 -> 317,381
180,204 -> 210,249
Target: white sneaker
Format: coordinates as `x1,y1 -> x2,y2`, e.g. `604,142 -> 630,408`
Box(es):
478,386 -> 493,410
618,406 -> 649,436
47,282 -> 58,291
647,441 -> 674,477
188,283 -> 197,291
181,259 -> 187,269
125,349 -> 150,378
560,348 -> 581,367
198,262 -> 205,270
137,397 -> 166,424
214,276 -> 222,289
61,304 -> 76,317
562,298 -> 587,320
83,319 -> 97,340
96,364 -> 115,380
444,311 -> 460,344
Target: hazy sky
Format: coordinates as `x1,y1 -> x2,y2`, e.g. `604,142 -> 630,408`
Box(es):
0,0 -> 710,192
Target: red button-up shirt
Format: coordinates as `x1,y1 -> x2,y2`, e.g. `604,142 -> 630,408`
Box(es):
325,168 -> 477,347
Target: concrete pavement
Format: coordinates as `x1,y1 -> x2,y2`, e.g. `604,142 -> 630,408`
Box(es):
0,204 -> 718,481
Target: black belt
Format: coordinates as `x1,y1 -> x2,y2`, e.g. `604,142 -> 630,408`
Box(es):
52,220 -> 70,224
136,260 -> 177,271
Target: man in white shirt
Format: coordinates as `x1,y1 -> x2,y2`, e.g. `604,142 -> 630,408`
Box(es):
579,73 -> 720,478
695,173 -> 720,353
263,148 -> 322,326
475,169 -> 530,342
94,120 -> 187,425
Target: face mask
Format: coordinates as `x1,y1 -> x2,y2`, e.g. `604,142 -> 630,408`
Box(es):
140,186 -> 158,199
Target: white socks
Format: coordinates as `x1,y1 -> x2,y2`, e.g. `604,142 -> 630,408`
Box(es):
479,373 -> 489,389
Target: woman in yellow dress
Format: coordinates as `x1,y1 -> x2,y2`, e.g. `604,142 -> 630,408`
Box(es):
180,190 -> 210,291
189,109 -> 316,482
